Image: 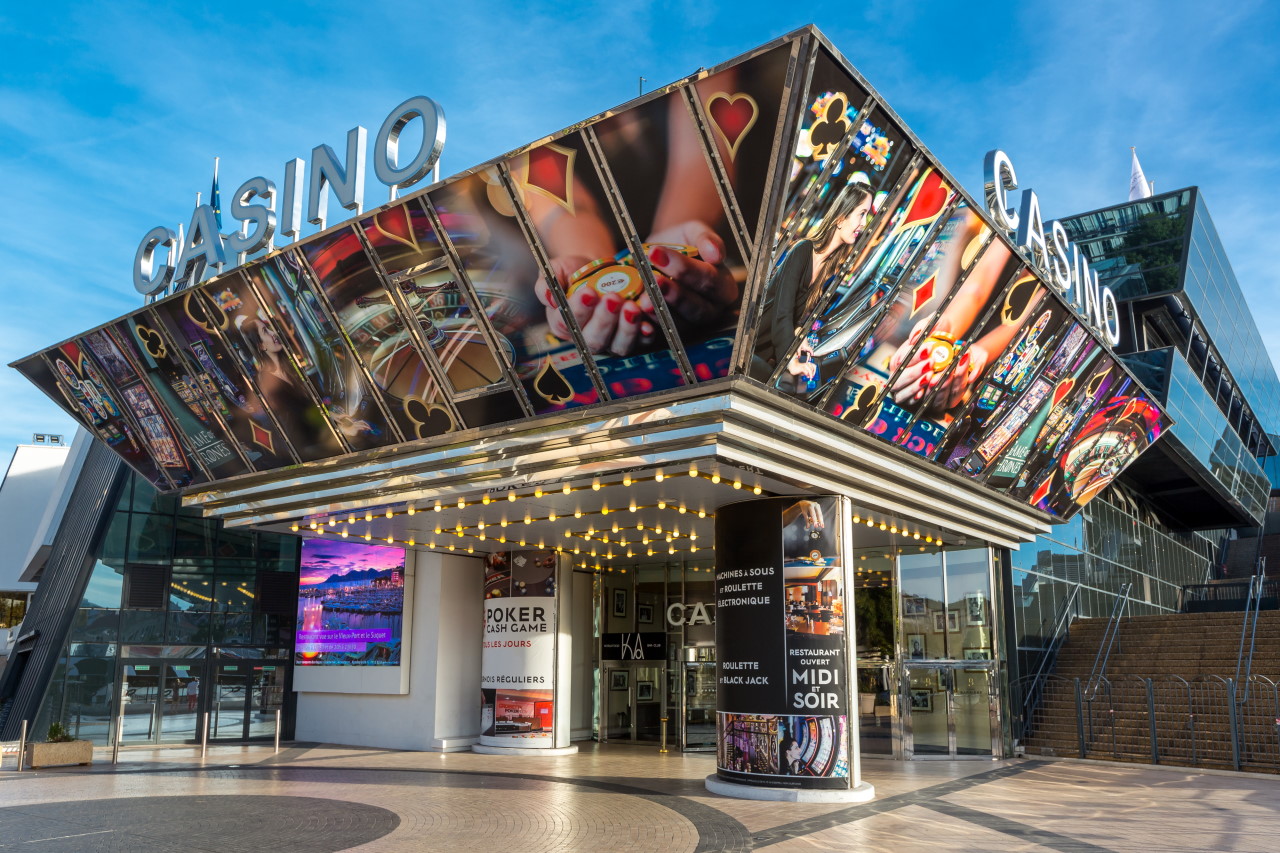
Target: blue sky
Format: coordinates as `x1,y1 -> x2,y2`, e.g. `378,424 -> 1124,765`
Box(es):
2,0 -> 1278,454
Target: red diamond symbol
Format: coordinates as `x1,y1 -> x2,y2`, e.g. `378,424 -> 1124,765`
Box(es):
251,423 -> 275,453
911,273 -> 936,315
524,143 -> 575,212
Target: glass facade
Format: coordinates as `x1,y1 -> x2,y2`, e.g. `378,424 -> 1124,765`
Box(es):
1009,486 -> 1215,681
35,472 -> 300,745
1060,189 -> 1280,501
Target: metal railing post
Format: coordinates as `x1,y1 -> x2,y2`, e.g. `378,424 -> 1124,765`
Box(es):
1227,679 -> 1241,771
1074,678 -> 1085,758
274,709 -> 282,754
200,712 -> 209,759
112,681 -> 127,765
659,716 -> 669,753
16,719 -> 27,772
1146,678 -> 1159,764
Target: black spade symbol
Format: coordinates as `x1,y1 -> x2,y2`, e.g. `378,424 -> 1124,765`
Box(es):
1002,278 -> 1036,325
404,398 -> 455,438
136,324 -> 167,358
185,292 -> 223,333
808,96 -> 848,157
533,356 -> 574,405
842,382 -> 880,422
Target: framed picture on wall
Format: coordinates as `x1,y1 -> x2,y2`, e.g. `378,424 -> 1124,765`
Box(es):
931,611 -> 946,633
947,610 -> 960,632
906,633 -> 926,659
638,602 -> 654,624
637,681 -> 654,701
909,689 -> 932,713
965,593 -> 986,626
964,648 -> 989,672
613,587 -> 628,617
903,596 -> 926,617
610,670 -> 628,691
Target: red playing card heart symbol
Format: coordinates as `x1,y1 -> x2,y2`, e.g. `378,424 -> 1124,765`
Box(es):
372,204 -> 421,253
900,169 -> 951,228
706,93 -> 759,161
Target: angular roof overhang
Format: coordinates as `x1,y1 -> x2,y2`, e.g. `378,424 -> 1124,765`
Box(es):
13,26 -> 1169,529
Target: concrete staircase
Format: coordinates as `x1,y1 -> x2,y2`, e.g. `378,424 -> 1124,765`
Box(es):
1021,611 -> 1280,772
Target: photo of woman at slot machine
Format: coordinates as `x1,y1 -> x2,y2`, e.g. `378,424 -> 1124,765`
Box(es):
885,246 -> 1034,417
529,94 -> 739,358
752,176 -> 876,390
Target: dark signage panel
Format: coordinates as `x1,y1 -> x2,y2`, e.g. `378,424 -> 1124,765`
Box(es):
601,632 -> 667,661
715,496 -> 850,790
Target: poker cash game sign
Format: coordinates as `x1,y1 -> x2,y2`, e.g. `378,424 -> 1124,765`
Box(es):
481,549 -> 559,747
715,496 -> 851,789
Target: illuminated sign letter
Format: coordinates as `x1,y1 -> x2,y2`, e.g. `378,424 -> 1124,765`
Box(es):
374,95 -> 446,198
307,126 -> 368,229
983,149 -> 1020,232
133,225 -> 178,296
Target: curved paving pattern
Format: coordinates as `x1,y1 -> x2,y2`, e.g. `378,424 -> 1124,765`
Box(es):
2,744 -> 1279,852
0,795 -> 398,852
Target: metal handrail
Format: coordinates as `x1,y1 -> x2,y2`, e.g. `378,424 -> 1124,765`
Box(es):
1236,558 -> 1266,704
1084,583 -> 1132,701
1016,584 -> 1083,742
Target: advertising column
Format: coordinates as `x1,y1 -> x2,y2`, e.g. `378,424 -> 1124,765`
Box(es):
474,549 -> 575,755
709,496 -> 873,802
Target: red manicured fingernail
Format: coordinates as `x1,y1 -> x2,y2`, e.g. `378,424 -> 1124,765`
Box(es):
641,322 -> 655,336
648,246 -> 669,266
605,296 -> 622,313
623,306 -> 641,323
580,289 -> 600,307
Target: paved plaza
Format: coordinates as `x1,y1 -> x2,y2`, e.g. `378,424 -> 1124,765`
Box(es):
1,743 -> 1277,851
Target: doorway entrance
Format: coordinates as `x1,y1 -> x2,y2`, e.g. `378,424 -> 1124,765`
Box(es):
903,662 -> 998,758
599,661 -> 666,743
114,657 -> 284,745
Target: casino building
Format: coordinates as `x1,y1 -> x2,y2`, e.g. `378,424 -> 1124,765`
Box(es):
3,26 -> 1276,798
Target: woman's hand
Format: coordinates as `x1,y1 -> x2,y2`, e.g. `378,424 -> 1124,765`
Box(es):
640,222 -> 738,326
534,256 -> 650,356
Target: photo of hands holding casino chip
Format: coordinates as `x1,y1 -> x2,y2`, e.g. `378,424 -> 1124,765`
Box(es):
524,92 -> 745,357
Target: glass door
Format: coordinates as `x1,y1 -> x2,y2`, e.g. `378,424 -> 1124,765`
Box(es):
212,663 -> 250,739
903,662 -> 997,758
118,662 -> 163,745
856,663 -> 895,756
247,664 -> 285,739
599,661 -> 666,743
682,661 -> 716,750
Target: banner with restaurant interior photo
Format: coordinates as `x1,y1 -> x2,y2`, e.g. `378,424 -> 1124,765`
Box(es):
715,495 -> 851,789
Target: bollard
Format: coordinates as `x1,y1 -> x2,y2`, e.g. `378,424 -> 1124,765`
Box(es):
1146,679 -> 1159,764
112,708 -> 124,765
1227,679 -> 1241,772
659,717 -> 669,754
200,712 -> 209,759
16,719 -> 27,772
274,708 -> 282,754
1074,678 -> 1086,758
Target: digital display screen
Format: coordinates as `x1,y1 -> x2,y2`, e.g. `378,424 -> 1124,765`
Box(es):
295,538 -> 405,666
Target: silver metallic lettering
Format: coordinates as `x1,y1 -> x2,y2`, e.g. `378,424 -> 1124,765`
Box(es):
307,125 -> 368,229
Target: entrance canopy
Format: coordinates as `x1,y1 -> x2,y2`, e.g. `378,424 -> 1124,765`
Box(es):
14,26 -> 1167,533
